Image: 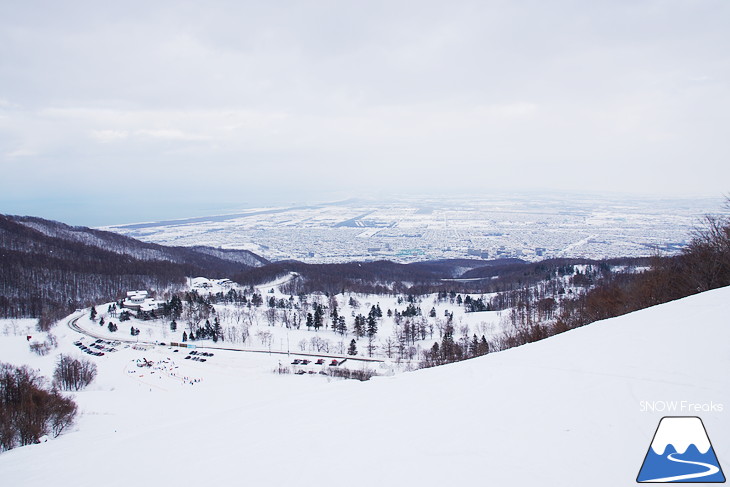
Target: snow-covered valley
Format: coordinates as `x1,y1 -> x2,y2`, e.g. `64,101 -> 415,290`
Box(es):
101,194 -> 727,264
1,285 -> 727,486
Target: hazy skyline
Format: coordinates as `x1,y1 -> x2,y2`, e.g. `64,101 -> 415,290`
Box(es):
1,1 -> 729,226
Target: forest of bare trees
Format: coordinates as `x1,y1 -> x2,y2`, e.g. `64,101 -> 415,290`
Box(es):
478,202 -> 730,354
0,363 -> 78,452
0,214 -> 266,328
53,355 -> 97,392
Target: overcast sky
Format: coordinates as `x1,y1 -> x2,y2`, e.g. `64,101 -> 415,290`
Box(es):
1,0 -> 728,225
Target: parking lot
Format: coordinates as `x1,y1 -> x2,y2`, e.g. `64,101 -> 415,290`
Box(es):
73,338 -> 120,357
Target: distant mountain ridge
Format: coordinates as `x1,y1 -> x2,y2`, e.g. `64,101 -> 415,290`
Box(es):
9,215 -> 268,269
0,214 -> 268,325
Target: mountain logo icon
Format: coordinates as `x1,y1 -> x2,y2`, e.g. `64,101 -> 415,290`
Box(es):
637,416 -> 725,483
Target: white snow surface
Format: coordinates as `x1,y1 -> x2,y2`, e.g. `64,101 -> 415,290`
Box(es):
650,417 -> 712,455
1,287 -> 729,486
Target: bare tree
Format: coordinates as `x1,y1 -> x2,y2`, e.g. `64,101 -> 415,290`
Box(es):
53,355 -> 97,391
367,336 -> 376,357
382,336 -> 396,358
255,330 -> 272,348
682,208 -> 730,292
244,308 -> 260,328
1,362 -> 78,451
310,336 -> 330,353
265,307 -> 277,327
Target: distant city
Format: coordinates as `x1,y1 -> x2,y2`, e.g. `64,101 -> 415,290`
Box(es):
102,193 -> 728,263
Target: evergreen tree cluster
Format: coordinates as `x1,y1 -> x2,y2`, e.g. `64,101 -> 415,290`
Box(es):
185,318 -> 223,342
163,295 -> 183,320
463,295 -> 490,312
420,325 -> 490,368
399,303 -> 421,317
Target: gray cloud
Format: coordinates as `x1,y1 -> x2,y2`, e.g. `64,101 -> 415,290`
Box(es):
1,1 -> 728,225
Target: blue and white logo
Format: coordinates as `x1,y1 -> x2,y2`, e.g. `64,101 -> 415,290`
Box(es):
637,416 -> 725,483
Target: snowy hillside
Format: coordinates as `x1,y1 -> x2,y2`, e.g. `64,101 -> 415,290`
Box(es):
3,214 -> 268,267
1,286 -> 728,486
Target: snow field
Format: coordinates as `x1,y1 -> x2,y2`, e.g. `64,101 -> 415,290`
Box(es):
0,286 -> 728,486
78,278 -> 509,367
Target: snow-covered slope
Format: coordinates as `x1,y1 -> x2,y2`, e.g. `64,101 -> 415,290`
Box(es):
1,287 -> 728,486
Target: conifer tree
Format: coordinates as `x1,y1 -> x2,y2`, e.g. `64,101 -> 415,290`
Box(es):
313,304 -> 323,331
336,316 -> 347,336
478,336 -> 490,356
213,317 -> 222,342
366,314 -> 378,338
441,324 -> 456,363
470,334 -> 479,357
431,342 -> 441,365
353,314 -> 365,338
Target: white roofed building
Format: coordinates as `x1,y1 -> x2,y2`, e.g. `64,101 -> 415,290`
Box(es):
123,290 -> 163,314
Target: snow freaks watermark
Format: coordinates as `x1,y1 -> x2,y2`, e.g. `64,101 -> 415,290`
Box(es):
639,401 -> 724,414
636,416 -> 726,483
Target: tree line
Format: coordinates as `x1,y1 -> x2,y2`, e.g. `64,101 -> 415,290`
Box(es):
0,214 -> 265,328
0,354 -> 100,452
478,202 -> 730,353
